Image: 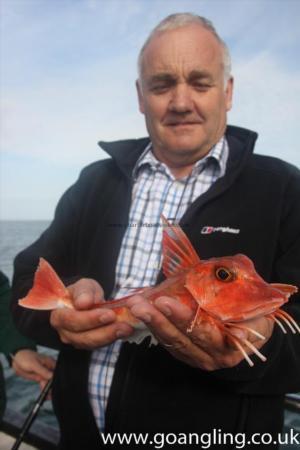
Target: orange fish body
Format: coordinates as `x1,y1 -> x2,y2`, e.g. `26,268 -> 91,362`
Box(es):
19,216 -> 299,366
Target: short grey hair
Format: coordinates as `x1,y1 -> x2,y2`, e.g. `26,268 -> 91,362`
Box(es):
138,13 -> 232,84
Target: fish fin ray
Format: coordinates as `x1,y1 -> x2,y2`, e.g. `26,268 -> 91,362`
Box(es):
271,309 -> 300,333
186,305 -> 202,333
268,313 -> 288,333
242,338 -> 267,362
226,323 -> 266,340
161,215 -> 200,277
225,333 -> 255,367
223,325 -> 267,366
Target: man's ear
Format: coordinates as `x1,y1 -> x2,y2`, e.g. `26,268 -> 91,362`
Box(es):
225,76 -> 234,112
136,79 -> 145,114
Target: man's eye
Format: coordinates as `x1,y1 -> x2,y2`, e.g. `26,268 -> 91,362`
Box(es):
150,85 -> 170,94
193,83 -> 211,91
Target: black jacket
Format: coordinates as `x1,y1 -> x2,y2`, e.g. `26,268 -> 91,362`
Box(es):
11,126 -> 300,449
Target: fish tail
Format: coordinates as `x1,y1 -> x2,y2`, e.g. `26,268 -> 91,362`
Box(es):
18,258 -> 73,310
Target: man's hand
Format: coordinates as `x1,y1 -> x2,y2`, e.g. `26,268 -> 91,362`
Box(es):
12,349 -> 56,391
50,278 -> 134,350
128,295 -> 274,370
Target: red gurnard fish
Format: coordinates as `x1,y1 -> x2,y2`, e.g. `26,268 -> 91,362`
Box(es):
19,217 -> 299,366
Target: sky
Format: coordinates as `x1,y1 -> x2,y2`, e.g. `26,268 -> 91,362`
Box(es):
0,0 -> 299,220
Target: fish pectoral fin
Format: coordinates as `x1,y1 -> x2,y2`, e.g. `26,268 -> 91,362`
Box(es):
161,215 -> 200,278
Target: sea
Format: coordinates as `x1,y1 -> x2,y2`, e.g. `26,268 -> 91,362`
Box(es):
0,220 -> 299,448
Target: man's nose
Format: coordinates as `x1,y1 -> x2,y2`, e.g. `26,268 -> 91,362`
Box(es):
168,84 -> 193,113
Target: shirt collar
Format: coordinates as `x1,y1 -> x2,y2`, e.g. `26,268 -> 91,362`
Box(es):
133,136 -> 228,180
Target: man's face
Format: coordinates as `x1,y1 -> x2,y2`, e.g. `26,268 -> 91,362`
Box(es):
137,24 -> 233,168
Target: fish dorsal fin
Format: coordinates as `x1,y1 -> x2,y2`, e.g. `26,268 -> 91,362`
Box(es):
161,215 -> 200,277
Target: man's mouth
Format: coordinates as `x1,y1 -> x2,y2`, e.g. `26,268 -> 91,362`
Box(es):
166,121 -> 201,127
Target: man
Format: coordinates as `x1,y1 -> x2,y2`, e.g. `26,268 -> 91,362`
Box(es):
11,13 -> 300,449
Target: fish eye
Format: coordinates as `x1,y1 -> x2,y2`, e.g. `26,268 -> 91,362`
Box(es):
215,267 -> 234,282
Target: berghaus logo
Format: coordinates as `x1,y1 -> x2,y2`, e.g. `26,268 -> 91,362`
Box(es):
201,226 -> 240,235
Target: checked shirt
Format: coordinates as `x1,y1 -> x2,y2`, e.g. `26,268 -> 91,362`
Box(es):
88,136 -> 229,431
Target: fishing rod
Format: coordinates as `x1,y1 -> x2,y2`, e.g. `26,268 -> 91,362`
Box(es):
11,378 -> 53,450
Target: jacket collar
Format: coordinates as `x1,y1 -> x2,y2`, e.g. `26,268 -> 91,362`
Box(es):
98,137 -> 150,179
98,125 -> 258,179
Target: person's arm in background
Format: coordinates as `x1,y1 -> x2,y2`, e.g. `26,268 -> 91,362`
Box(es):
0,271 -> 55,389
